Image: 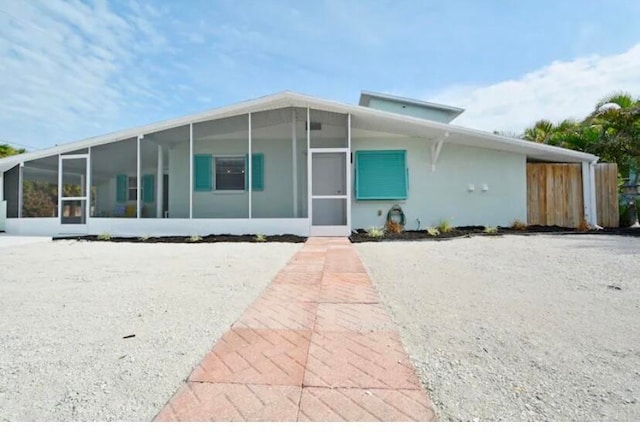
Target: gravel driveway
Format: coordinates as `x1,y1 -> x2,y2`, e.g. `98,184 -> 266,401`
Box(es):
357,235 -> 640,421
0,240 -> 299,421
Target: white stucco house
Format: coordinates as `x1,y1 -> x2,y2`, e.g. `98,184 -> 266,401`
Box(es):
0,90 -> 599,237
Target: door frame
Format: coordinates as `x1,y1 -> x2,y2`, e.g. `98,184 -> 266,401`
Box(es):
307,108 -> 351,237
58,153 -> 90,231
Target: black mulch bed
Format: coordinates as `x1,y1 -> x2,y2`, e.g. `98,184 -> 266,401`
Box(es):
54,234 -> 307,244
349,225 -> 640,242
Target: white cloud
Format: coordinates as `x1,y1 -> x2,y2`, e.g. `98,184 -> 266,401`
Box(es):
0,0 -> 170,148
430,43 -> 640,134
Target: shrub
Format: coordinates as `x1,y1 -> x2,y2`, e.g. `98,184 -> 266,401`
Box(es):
188,235 -> 202,243
436,219 -> 453,233
365,226 -> 385,238
384,220 -> 403,234
577,219 -> 590,232
426,226 -> 440,236
254,233 -> 267,242
511,219 -> 527,231
484,226 -> 499,234
97,232 -> 112,241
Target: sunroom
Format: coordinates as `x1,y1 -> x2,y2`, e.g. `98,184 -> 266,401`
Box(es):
0,105 -> 352,237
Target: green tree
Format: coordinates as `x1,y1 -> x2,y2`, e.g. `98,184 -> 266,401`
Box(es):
0,143 -> 26,158
521,92 -> 640,178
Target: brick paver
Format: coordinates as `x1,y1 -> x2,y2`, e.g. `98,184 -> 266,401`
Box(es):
155,237 -> 436,422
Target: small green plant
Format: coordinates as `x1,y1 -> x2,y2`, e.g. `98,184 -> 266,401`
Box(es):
97,232 -> 112,241
254,233 -> 267,242
188,234 -> 202,243
138,235 -> 150,242
511,219 -> 527,231
436,219 -> 453,233
484,226 -> 499,234
426,226 -> 440,236
365,226 -> 385,238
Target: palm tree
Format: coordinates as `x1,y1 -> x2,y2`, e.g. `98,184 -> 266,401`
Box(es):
522,119 -> 555,143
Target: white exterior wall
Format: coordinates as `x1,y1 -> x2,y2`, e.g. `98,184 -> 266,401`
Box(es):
351,137 -> 527,229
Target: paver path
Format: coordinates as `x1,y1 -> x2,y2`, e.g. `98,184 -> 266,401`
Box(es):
154,237 -> 436,421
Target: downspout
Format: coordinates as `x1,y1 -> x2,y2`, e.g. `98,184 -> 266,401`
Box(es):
589,161 -> 601,229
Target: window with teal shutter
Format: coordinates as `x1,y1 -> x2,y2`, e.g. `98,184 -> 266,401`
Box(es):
193,154 -> 212,191
355,150 -> 408,200
142,174 -> 155,203
116,174 -> 127,203
252,153 -> 264,191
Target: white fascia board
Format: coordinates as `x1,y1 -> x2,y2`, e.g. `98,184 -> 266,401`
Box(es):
0,90 -> 599,172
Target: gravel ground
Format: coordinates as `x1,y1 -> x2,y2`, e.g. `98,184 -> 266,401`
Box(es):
357,235 -> 640,421
0,240 -> 299,421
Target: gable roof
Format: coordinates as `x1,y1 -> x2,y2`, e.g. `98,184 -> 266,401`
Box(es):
0,90 -> 598,172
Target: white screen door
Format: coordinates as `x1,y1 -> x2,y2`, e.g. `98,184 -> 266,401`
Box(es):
309,149 -> 350,236
59,155 -> 89,229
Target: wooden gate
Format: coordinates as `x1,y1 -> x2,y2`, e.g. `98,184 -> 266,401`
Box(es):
594,163 -> 619,228
527,162 -> 619,228
527,163 -> 584,228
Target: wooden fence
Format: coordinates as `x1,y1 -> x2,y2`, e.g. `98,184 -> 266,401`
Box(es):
527,163 -> 584,228
526,162 -> 619,228
594,163 -> 619,228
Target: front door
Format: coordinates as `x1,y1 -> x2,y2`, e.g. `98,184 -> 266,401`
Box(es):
59,155 -> 89,229
309,150 -> 350,236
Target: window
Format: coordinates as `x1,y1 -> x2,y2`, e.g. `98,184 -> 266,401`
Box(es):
193,154 -> 264,192
215,156 -> 245,190
355,150 -> 408,200
128,177 -> 138,201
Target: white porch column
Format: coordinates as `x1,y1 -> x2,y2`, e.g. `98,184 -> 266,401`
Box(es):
248,112 -> 252,219
86,147 -> 91,222
189,123 -> 193,219
17,162 -> 23,218
346,112 -> 352,232
0,171 -> 4,202
292,109 -> 298,217
156,145 -> 163,218
136,135 -> 141,219
306,107 -> 311,225
57,155 -> 62,221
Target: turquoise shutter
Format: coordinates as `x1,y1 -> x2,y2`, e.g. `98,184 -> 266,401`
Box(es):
116,174 -> 127,203
193,154 -> 212,191
252,153 -> 264,191
142,174 -> 155,203
244,154 -> 249,191
355,150 -> 407,200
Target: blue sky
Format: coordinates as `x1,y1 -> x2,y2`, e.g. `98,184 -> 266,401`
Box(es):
2,0 -> 640,149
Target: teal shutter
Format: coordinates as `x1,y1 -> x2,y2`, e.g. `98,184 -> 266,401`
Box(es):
244,154 -> 249,191
252,153 -> 264,191
245,153 -> 264,191
355,150 -> 408,200
142,174 -> 155,203
116,174 -> 127,203
193,154 -> 212,191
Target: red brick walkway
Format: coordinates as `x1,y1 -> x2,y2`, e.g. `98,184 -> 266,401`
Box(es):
154,237 -> 436,422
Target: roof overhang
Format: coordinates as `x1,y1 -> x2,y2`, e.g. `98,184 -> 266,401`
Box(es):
0,90 -> 598,172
